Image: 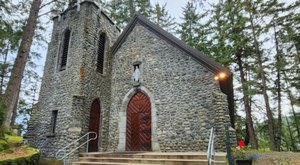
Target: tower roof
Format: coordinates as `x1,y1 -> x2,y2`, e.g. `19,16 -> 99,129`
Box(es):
52,1 -> 120,32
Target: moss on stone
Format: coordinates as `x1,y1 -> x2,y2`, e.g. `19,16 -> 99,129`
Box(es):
5,134 -> 23,147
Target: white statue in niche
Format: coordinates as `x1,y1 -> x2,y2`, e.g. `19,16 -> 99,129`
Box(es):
133,65 -> 140,82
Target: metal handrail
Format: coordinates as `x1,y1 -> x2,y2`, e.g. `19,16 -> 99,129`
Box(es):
207,127 -> 215,165
56,132 -> 97,165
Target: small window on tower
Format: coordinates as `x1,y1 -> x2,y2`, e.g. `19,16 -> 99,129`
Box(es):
97,33 -> 106,74
50,110 -> 58,135
60,29 -> 71,71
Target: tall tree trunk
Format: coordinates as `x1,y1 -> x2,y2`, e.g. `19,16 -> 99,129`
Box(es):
249,6 -> 276,151
274,23 -> 282,151
283,71 -> 300,142
236,50 -> 258,149
0,45 -> 9,95
289,98 -> 300,142
3,0 -> 42,127
286,116 -> 296,151
286,88 -> 300,142
9,89 -> 20,126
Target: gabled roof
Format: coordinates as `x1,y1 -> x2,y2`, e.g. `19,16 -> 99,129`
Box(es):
112,13 -> 235,127
112,13 -> 231,76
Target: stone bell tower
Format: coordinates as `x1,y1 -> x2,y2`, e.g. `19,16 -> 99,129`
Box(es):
25,0 -> 119,158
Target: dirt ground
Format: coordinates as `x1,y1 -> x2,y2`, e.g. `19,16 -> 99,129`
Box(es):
255,152 -> 300,165
0,147 -> 28,160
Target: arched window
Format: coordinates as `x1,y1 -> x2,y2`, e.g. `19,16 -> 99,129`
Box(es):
60,29 -> 71,71
97,33 -> 106,74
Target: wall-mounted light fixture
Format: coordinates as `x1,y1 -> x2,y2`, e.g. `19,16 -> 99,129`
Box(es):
214,72 -> 227,81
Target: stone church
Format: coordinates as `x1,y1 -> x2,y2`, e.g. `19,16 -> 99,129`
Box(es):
26,0 -> 235,158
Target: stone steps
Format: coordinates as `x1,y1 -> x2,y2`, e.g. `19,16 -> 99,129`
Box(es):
72,152 -> 227,165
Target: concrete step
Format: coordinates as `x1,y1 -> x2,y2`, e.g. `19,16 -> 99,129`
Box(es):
80,157 -> 206,164
72,161 -> 226,165
72,152 -> 227,165
79,152 -> 226,161
72,162 -> 163,165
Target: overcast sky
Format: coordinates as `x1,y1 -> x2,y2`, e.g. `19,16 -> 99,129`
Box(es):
151,0 -> 189,21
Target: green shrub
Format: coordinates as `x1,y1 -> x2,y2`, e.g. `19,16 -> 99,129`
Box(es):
0,139 -> 9,151
2,148 -> 13,154
0,101 -> 5,127
0,101 -> 6,138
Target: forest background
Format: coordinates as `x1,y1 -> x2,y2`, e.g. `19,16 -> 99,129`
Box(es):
0,0 -> 299,151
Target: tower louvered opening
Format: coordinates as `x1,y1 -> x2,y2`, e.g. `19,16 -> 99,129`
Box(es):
60,29 -> 71,70
97,33 -> 106,74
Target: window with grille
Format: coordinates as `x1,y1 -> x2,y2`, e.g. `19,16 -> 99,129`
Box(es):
60,29 -> 71,71
97,33 -> 106,74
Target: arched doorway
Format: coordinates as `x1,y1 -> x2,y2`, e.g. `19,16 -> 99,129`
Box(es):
126,92 -> 151,151
88,99 -> 100,152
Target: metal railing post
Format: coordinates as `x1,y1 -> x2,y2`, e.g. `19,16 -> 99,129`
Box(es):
86,133 -> 89,152
63,149 -> 66,165
225,125 -> 233,165
56,132 -> 97,164
207,127 -> 215,165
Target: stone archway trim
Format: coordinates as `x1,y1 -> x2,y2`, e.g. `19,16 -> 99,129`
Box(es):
117,86 -> 160,151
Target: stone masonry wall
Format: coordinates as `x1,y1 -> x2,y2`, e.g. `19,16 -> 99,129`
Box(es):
26,1 -> 119,158
78,3 -> 119,152
108,24 -> 227,152
213,92 -> 232,152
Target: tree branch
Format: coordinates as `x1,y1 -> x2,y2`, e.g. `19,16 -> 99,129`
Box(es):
39,0 -> 57,10
38,9 -> 56,18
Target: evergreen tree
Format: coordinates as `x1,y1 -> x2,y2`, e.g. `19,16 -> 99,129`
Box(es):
245,0 -> 276,150
0,1 -> 23,74
0,0 -> 24,132
281,2 -> 300,141
194,2 -> 212,56
108,0 -> 152,29
2,0 -> 42,128
151,3 -> 176,33
210,0 -> 259,149
262,0 -> 300,150
208,1 -> 232,66
263,0 -> 288,151
177,1 -> 200,48
136,0 -> 152,17
231,6 -> 259,148
1,0 -> 68,128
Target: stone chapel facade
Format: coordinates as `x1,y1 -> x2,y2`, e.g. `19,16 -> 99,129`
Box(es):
26,1 -> 235,158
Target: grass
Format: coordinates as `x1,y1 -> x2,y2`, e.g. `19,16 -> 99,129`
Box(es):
231,147 -> 300,165
38,158 -> 63,165
254,152 -> 300,165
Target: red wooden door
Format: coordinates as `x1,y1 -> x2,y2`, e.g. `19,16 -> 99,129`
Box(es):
88,99 -> 100,152
126,92 -> 151,151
